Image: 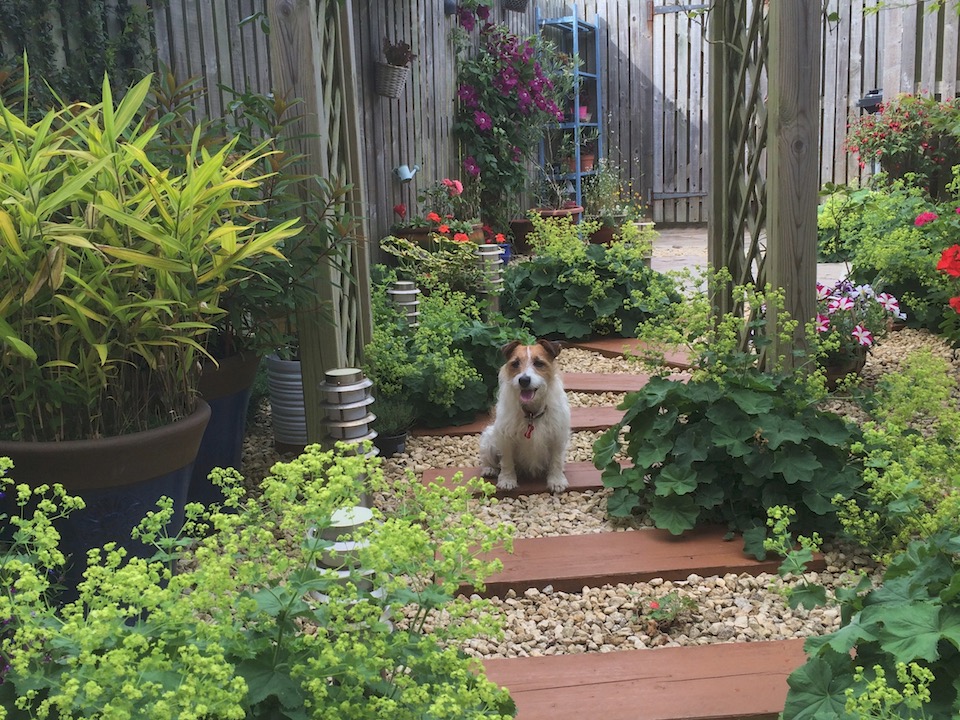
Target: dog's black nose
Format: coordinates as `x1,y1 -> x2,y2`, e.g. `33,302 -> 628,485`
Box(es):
518,375 -> 531,388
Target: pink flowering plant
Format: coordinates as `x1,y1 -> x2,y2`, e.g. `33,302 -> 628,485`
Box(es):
453,22 -> 577,230
814,280 -> 905,363
845,93 -> 960,200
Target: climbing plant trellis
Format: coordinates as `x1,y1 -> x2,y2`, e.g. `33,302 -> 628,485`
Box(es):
707,0 -> 820,368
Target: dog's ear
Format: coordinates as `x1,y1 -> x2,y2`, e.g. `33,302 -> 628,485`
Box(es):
536,339 -> 562,359
501,340 -> 521,359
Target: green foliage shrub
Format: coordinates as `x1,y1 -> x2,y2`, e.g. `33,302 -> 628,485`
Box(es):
845,180 -> 958,335
781,531 -> 960,719
594,371 -> 862,559
500,213 -> 681,340
0,449 -> 516,719
364,269 -> 531,427
816,184 -> 930,262
837,350 -> 960,563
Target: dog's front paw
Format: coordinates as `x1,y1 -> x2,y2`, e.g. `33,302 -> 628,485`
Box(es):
546,473 -> 568,493
496,474 -> 518,491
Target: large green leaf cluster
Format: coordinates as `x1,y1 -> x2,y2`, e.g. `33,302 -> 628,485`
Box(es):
594,373 -> 862,558
501,232 -> 680,340
782,532 -> 960,719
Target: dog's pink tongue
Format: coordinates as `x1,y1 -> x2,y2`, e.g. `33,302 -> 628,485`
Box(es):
520,389 -> 536,403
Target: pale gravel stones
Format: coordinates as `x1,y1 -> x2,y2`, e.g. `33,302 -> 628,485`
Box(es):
241,329 -> 951,660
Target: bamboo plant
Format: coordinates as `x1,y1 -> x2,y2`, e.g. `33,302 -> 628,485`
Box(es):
0,70 -> 300,442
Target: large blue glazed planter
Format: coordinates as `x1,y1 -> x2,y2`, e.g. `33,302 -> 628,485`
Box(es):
0,400 -> 210,596
189,353 -> 261,506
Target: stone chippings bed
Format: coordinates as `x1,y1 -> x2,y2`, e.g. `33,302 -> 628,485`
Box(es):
241,329 -> 958,659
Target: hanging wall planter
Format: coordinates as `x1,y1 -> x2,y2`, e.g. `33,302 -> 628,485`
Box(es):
376,37 -> 416,98
375,62 -> 410,99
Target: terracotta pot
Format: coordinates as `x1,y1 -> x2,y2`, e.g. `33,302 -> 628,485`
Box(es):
567,154 -> 596,173
589,225 -> 618,245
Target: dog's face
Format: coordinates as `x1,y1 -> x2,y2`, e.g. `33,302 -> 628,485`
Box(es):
500,340 -> 561,410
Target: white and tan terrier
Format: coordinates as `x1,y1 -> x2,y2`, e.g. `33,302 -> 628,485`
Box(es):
479,339 -> 571,492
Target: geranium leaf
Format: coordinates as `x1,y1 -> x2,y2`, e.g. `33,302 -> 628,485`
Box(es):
654,464 -> 698,496
782,652 -> 854,720
649,494 -> 698,534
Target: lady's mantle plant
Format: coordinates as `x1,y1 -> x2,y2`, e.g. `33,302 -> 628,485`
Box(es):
0,448 -> 515,719
597,279 -> 863,559
814,280 -> 905,364
500,213 -> 678,340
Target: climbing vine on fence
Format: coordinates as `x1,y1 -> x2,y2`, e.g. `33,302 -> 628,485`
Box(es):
0,0 -> 153,105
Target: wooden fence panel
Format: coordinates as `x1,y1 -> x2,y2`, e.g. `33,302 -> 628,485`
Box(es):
144,0 -> 960,238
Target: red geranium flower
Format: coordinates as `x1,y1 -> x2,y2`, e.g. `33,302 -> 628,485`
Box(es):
936,245 -> 960,278
950,297 -> 960,314
453,232 -> 470,243
426,211 -> 442,224
393,203 -> 406,219
438,224 -> 450,234
915,211 -> 939,227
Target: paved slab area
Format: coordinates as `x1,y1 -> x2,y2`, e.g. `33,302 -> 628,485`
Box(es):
652,226 -> 848,285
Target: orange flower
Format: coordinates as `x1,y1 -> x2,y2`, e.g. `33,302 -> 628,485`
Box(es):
426,211 -> 442,223
453,232 -> 470,243
438,224 -> 450,234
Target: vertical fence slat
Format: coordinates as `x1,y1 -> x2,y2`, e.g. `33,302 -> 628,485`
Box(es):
919,2 -> 938,94
942,9 -> 959,98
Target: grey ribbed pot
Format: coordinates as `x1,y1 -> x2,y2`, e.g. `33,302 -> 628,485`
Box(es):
266,353 -> 307,447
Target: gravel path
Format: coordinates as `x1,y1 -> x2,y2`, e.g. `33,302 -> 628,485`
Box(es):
241,328 -> 958,659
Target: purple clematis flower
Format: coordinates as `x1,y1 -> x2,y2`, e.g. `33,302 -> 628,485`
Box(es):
457,83 -> 479,107
459,8 -> 475,31
474,110 -> 493,131
464,156 -> 481,177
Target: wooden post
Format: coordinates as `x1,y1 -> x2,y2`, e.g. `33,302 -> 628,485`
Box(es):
766,1 -> 820,371
707,0 -> 733,317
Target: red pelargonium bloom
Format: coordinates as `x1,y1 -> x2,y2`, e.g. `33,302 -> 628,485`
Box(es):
949,297 -> 960,314
915,211 -> 939,227
937,245 -> 960,278
426,212 -> 442,224
393,203 -> 406,219
437,224 -> 450,234
495,233 -> 506,243
453,232 -> 470,243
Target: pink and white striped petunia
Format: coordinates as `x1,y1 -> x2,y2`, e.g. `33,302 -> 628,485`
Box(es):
815,314 -> 831,333
852,325 -> 874,346
828,296 -> 854,313
876,292 -> 900,313
816,283 -> 831,301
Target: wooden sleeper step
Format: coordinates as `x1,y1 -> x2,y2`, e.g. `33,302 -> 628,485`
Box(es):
482,639 -> 807,720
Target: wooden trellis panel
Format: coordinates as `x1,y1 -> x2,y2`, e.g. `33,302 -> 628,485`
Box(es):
707,0 -> 769,315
